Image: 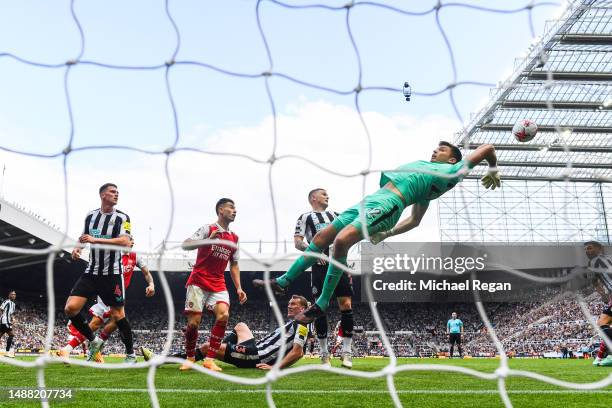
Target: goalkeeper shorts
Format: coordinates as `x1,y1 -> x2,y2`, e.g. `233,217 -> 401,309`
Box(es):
332,188 -> 405,235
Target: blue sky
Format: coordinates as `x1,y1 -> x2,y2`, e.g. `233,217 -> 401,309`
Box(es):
0,0 -> 564,248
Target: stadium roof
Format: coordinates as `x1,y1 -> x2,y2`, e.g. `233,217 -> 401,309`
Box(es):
458,0 -> 612,183
0,198 -> 73,270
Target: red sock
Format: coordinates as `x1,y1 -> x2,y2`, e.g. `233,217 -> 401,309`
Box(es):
207,320 -> 227,359
185,326 -> 198,358
597,341 -> 607,359
68,337 -> 82,349
100,329 -> 111,341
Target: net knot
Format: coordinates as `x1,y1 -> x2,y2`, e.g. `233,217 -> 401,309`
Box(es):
382,365 -> 396,376
354,84 -> 362,93
165,59 -> 175,67
265,369 -> 279,382
65,59 -> 78,66
262,71 -> 272,77
344,1 -> 354,9
164,147 -> 175,154
268,154 -> 276,164
446,82 -> 457,90
434,1 -> 442,11
360,169 -> 370,176
495,366 -> 509,379
62,145 -> 72,155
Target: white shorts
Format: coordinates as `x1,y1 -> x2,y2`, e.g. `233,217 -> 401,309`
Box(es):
184,285 -> 230,314
89,297 -> 111,323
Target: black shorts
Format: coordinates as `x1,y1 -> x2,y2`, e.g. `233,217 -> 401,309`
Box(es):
69,273 -> 125,307
0,324 -> 12,334
223,338 -> 260,368
311,264 -> 353,300
449,333 -> 462,345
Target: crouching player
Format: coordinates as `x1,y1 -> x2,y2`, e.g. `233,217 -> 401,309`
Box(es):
142,295 -> 310,370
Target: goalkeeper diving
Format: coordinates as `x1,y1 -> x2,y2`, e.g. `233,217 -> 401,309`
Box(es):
254,142 -> 500,323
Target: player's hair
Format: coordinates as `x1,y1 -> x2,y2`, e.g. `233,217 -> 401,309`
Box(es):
291,294 -> 309,308
438,141 -> 462,162
308,188 -> 325,202
584,240 -> 602,248
215,198 -> 235,215
99,183 -> 117,194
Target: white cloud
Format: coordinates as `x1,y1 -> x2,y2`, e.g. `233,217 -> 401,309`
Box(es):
0,100 -> 459,253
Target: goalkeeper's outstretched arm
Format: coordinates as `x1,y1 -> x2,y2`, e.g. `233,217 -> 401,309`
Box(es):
466,144 -> 500,190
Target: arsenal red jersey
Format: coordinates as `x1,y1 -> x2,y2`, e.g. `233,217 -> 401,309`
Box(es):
121,252 -> 147,289
186,223 -> 239,292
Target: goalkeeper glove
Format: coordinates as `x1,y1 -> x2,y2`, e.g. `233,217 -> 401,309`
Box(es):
481,169 -> 501,190
371,230 -> 392,245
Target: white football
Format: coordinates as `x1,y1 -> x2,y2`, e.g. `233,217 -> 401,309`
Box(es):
512,119 -> 538,142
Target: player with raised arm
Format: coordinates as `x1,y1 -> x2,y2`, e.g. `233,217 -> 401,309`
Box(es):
585,241 -> 612,367
286,188 -> 354,368
64,183 -> 135,363
254,142 -> 500,323
180,198 -> 247,372
447,312 -> 464,358
142,295 -> 310,370
0,290 -> 17,358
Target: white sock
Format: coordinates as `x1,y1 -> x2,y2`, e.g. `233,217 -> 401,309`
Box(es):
318,338 -> 328,355
63,345 -> 74,353
342,337 -> 352,354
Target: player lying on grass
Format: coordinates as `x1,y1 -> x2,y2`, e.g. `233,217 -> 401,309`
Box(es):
254,142 -> 500,323
141,295 -> 310,370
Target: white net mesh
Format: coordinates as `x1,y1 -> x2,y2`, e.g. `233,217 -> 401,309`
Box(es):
0,1 -> 611,407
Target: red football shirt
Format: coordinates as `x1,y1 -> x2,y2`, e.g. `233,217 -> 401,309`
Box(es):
121,252 -> 147,289
186,223 -> 239,292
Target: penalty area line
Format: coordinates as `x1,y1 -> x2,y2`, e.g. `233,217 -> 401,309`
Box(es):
71,388 -> 612,394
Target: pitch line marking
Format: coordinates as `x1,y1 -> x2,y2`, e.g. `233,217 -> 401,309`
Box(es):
69,388 -> 612,395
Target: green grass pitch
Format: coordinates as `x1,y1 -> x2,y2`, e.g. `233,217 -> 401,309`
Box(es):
0,357 -> 610,407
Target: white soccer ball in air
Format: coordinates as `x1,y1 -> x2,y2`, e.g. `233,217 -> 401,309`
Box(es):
512,119 -> 538,143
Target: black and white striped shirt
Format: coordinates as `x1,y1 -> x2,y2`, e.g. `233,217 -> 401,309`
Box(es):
256,320 -> 309,364
0,299 -> 16,326
295,211 -> 338,243
83,208 -> 131,276
588,254 -> 612,292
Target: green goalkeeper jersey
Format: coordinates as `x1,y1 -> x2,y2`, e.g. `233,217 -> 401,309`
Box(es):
379,160 -> 472,206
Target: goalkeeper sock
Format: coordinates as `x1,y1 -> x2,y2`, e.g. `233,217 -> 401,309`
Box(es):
6,335 -> 13,351
276,242 -> 323,288
195,348 -> 205,362
315,257 -> 347,311
116,317 -> 134,355
207,320 -> 227,359
69,314 -> 95,342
